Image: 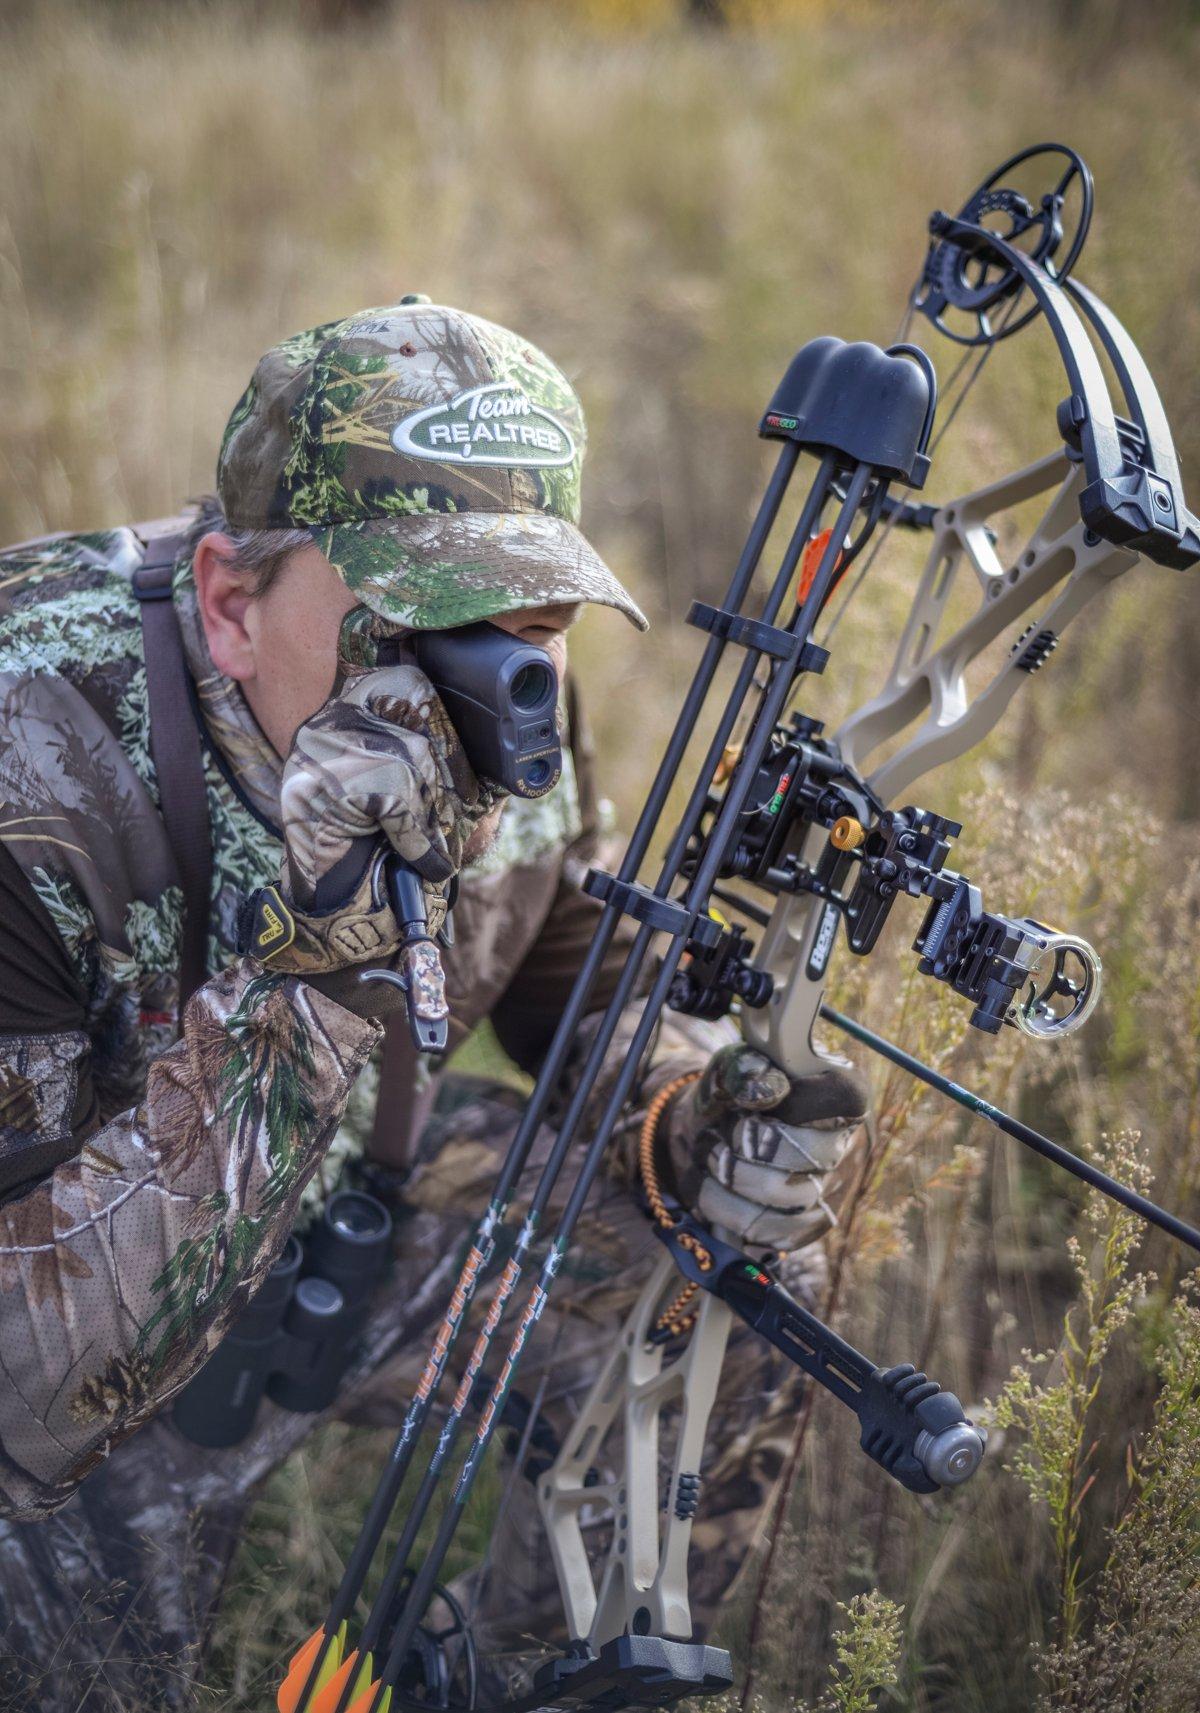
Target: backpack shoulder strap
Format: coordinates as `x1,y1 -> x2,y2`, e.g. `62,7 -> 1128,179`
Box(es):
132,533 -> 213,1010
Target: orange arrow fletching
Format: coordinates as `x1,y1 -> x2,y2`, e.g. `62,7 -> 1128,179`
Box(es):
278,1628 -> 327,1713
346,1680 -> 391,1713
310,1648 -> 375,1713
348,1654 -> 377,1706
278,1624 -> 346,1713
306,1648 -> 363,1713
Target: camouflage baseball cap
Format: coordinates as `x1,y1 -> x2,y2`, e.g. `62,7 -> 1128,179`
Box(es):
217,299 -> 647,632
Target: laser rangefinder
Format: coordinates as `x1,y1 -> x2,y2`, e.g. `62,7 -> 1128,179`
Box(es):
412,621 -> 561,799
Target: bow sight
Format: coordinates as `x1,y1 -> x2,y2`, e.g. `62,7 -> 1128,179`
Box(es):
676,715 -> 1104,1040
276,144 -> 1200,1713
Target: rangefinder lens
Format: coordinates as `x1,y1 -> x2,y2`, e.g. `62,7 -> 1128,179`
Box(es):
525,758 -> 552,790
510,662 -> 554,710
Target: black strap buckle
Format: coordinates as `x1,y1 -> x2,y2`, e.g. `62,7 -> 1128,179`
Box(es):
132,532 -> 187,600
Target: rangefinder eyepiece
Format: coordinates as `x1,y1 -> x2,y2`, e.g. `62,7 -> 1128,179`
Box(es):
412,621 -> 562,799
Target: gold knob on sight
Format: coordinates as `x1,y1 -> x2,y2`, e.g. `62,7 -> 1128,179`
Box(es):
831,815 -> 866,851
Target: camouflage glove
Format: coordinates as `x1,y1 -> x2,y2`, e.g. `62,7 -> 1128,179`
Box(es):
664,1043 -> 869,1252
242,653 -> 499,1015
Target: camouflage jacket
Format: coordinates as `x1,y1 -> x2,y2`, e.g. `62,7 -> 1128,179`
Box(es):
0,523 -> 713,1523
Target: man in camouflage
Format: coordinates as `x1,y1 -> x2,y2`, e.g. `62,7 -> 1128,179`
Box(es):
0,300 -> 868,1708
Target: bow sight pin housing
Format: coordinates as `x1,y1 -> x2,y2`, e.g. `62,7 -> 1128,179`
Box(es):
172,1191 -> 392,1448
412,621 -> 561,799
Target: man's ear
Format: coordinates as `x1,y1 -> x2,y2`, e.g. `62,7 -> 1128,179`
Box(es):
192,532 -> 257,682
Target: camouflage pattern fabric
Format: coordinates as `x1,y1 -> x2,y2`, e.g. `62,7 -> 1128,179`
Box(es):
664,1042 -> 871,1251
0,524 -> 271,1118
282,624 -> 497,907
0,522 -> 384,1522
0,1068 -> 819,1713
0,520 -> 592,1522
218,299 -> 648,633
0,966 -> 376,1521
259,644 -> 497,982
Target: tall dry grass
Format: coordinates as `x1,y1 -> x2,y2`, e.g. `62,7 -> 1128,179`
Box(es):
3,3 -> 1200,1709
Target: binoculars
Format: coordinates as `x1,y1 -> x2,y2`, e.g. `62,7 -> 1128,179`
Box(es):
172,1189 -> 393,1448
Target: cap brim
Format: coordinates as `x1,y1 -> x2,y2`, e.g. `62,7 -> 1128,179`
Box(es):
311,512 -> 648,633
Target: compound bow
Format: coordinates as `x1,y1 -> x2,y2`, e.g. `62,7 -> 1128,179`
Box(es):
275,143 -> 1200,1713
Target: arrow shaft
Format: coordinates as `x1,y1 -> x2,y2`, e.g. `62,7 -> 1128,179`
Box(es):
820,1005 -> 1200,1255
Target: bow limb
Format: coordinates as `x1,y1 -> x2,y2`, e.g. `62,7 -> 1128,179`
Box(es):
838,457 -> 1137,803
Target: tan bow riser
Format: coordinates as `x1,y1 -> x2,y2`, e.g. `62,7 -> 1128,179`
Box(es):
750,453 -> 1137,1079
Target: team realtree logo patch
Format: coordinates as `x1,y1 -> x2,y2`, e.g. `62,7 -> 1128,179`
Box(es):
392,382 -> 576,468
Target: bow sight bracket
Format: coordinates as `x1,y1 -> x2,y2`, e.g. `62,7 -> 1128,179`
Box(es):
675,737 -> 1103,1040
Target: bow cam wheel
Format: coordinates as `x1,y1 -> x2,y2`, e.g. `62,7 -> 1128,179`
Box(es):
912,142 -> 1093,346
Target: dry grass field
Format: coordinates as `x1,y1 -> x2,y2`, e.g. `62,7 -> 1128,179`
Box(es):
3,2 -> 1200,1709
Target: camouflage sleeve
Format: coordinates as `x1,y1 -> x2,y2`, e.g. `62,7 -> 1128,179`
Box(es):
0,841 -> 99,1190
0,961 -> 379,1523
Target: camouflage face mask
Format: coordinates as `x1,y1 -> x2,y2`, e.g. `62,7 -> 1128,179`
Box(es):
217,298 -> 648,635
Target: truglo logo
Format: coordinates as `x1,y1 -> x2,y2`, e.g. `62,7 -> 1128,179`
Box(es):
392,382 -> 576,467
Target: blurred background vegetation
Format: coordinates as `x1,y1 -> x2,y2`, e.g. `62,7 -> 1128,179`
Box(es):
3,1 -> 1200,1708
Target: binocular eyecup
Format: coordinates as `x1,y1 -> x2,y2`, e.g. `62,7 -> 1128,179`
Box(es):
171,1189 -> 393,1449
